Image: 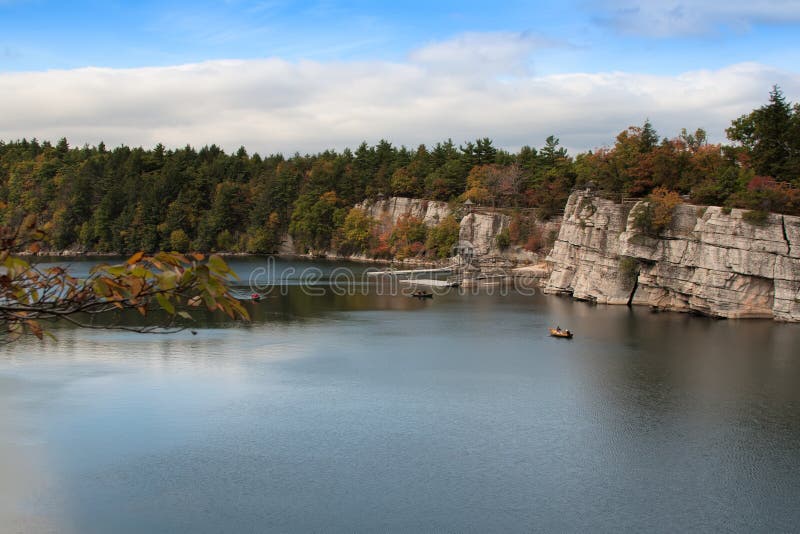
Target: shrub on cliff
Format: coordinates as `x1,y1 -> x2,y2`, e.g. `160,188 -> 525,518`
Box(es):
742,209 -> 770,225
633,187 -> 682,236
495,228 -> 511,250
727,176 -> 800,216
426,216 -> 460,259
618,256 -> 640,286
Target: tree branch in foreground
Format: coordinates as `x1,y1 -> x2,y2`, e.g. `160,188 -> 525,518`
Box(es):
1,220 -> 249,342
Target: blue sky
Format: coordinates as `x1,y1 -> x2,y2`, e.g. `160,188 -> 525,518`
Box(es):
3,0 -> 799,73
1,1 -> 800,153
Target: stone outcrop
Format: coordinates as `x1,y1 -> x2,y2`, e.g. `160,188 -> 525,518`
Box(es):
545,191 -> 800,321
358,197 -> 450,232
357,197 -> 557,263
458,211 -> 510,256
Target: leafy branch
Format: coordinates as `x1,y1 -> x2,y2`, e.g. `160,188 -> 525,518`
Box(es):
1,219 -> 249,342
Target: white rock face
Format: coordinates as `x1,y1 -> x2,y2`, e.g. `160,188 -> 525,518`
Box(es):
459,212 -> 509,255
545,191 -> 800,321
277,233 -> 294,255
358,197 -> 451,232
357,198 -> 557,263
544,193 -> 633,304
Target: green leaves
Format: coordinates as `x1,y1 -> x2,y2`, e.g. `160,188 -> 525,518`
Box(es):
155,293 -> 175,315
157,271 -> 178,291
208,254 -> 232,276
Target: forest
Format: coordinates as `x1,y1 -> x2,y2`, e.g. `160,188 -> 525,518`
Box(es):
1,86 -> 799,258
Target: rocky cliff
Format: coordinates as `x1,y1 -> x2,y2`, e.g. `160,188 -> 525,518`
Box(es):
359,197 -> 451,231
545,191 -> 800,322
357,197 -> 549,262
458,211 -> 509,256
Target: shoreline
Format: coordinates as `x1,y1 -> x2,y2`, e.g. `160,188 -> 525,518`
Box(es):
19,249 -> 450,268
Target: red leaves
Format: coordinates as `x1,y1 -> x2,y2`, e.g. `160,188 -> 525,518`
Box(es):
747,176 -> 778,192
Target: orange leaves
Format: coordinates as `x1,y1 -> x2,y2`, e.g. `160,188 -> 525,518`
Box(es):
25,320 -> 43,340
2,243 -> 249,342
126,251 -> 145,265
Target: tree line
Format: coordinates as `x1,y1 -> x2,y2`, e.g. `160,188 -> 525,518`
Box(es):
1,86 -> 798,257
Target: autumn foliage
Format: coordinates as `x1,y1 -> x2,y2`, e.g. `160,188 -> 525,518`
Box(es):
1,217 -> 248,341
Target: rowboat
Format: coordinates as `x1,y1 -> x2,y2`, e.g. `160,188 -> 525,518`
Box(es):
411,292 -> 433,299
549,328 -> 573,339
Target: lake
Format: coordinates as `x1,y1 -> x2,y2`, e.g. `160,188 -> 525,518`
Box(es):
1,257 -> 799,533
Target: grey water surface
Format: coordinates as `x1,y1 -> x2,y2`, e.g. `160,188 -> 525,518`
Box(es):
1,258 -> 799,533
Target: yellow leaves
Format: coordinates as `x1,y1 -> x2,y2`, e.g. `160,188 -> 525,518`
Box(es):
2,255 -> 31,277
207,254 -> 237,279
99,265 -> 126,276
157,271 -> 178,291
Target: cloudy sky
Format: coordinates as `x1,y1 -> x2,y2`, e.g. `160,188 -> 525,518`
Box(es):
1,0 -> 799,155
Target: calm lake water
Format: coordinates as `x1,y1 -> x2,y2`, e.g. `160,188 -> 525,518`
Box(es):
1,257 -> 799,533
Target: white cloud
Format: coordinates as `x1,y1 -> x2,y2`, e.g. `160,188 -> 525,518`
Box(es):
0,33 -> 798,155
409,31 -> 545,76
593,0 -> 800,36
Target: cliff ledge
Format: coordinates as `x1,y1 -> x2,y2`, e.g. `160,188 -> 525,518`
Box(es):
544,191 -> 800,322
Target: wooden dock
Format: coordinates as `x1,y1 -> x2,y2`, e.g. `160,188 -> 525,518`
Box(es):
368,267 -> 454,276
400,279 -> 460,288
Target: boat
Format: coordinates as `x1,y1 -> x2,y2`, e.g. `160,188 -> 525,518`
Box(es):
411,291 -> 433,299
549,327 -> 573,339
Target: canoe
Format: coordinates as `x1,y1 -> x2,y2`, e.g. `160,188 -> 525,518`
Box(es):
411,293 -> 433,299
549,328 -> 573,339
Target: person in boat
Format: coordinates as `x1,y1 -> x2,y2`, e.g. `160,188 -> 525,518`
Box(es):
556,325 -> 561,331
251,293 -> 261,301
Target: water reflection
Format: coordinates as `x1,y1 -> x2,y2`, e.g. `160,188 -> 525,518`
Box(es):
1,259 -> 799,532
